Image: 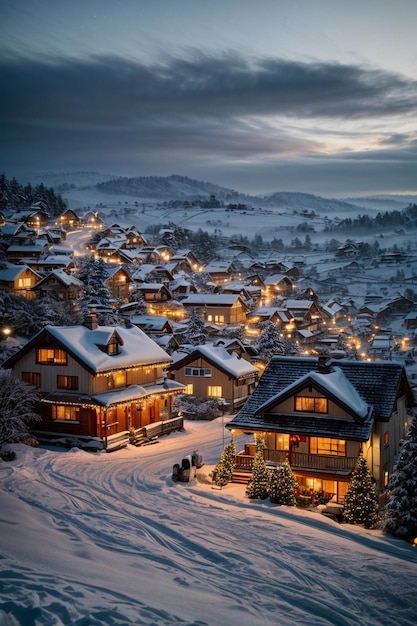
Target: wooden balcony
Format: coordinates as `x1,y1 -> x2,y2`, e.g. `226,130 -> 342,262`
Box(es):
234,449 -> 357,476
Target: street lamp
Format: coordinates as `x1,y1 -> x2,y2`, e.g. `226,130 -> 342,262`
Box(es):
219,399 -> 229,448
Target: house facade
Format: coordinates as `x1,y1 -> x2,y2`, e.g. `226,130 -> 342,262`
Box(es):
228,356 -> 415,504
168,344 -> 259,411
3,315 -> 185,450
181,294 -> 249,326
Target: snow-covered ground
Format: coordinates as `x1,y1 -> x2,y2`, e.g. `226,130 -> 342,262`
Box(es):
1,418 -> 416,626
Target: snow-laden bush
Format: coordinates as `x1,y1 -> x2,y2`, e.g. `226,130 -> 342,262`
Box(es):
0,369 -> 41,449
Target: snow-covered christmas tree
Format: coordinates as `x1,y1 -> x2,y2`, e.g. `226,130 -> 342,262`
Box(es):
183,307 -> 206,345
269,461 -> 299,505
0,370 -> 41,450
343,453 -> 379,528
383,416 -> 417,544
256,321 -> 287,362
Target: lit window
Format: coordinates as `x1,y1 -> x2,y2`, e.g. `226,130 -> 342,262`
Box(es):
384,470 -> 389,487
295,396 -> 327,413
185,384 -> 194,395
384,431 -> 389,446
275,434 -> 290,450
37,348 -> 67,365
208,386 -> 222,397
52,405 -> 80,421
18,277 -> 32,288
310,437 -> 345,456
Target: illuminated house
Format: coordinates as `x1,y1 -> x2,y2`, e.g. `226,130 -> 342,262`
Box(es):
3,315 -> 185,451
228,356 -> 415,504
168,344 -> 259,411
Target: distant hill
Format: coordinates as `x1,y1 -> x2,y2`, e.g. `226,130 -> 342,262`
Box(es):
95,174 -> 367,213
96,174 -> 253,202
259,191 -> 362,213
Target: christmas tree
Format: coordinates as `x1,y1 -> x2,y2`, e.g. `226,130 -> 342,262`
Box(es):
211,439 -> 236,488
383,416 -> 417,544
344,453 -> 379,528
269,461 -> 299,505
246,450 -> 270,499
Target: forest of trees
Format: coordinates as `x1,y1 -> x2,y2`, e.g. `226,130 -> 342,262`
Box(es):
0,173 -> 67,216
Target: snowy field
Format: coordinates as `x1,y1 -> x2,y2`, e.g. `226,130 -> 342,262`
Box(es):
1,418 -> 417,626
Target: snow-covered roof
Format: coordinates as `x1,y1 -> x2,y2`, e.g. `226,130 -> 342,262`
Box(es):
257,367 -> 370,419
44,324 -> 172,374
172,344 -> 258,378
182,294 -> 243,306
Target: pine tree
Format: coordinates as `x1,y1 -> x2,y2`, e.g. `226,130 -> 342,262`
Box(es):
211,439 -> 236,488
383,417 -> 417,543
256,321 -> 287,362
0,370 -> 41,448
269,461 -> 299,505
183,308 -> 206,345
246,450 -> 270,499
344,453 -> 379,528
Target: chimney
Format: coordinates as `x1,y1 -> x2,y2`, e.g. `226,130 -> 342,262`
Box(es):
84,313 -> 98,330
317,353 -> 330,371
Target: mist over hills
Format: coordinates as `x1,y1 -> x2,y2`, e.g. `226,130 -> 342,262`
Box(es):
13,171 -> 416,214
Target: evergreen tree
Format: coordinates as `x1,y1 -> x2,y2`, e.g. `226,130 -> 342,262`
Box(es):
246,450 -> 270,499
256,321 -> 287,362
183,308 -> 206,345
383,417 -> 417,543
343,453 -> 379,528
0,369 -> 41,448
211,439 -> 236,488
77,257 -> 119,325
269,461 -> 299,505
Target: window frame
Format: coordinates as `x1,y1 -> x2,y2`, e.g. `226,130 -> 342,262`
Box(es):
295,396 -> 328,413
22,372 -> 41,387
36,348 -> 67,365
57,375 -> 79,390
310,437 -> 346,457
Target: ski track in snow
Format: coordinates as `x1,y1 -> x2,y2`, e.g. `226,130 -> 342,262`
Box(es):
1,421 -> 417,625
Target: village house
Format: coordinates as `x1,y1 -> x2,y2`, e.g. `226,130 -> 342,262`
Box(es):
228,356 -> 415,505
56,208 -> 83,230
104,265 -> 134,303
0,264 -> 41,299
6,242 -> 50,263
181,293 -> 249,326
32,269 -> 84,307
205,261 -> 236,285
168,344 -> 259,411
2,314 -> 185,451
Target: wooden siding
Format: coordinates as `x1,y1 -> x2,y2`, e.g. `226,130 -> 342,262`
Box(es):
269,385 -> 360,420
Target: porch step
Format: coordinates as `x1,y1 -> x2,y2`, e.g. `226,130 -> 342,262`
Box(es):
231,471 -> 252,484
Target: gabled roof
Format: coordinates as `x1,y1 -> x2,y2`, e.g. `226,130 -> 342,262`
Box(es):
3,323 -> 172,375
228,356 -> 414,439
33,269 -> 84,288
169,344 -> 259,379
181,293 -> 247,307
0,264 -> 42,281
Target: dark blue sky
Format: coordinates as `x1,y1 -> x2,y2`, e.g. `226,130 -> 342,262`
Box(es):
1,0 -> 417,196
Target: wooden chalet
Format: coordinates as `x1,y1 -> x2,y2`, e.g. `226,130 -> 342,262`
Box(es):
181,293 -> 249,326
32,269 -> 84,305
0,264 -> 41,299
56,209 -> 83,230
228,356 -> 415,504
2,315 -> 185,451
168,344 -> 259,411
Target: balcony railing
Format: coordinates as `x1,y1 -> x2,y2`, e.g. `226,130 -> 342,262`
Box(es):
235,449 -> 357,473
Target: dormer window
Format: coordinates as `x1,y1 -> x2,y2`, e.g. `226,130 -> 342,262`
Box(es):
295,396 -> 327,413
107,337 -> 120,355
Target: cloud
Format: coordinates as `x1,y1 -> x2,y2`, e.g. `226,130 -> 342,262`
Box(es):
1,50 -> 416,194
2,51 -> 416,126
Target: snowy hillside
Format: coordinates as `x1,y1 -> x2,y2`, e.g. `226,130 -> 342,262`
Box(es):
1,420 -> 416,626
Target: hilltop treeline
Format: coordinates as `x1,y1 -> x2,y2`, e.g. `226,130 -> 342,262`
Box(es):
0,173 -> 67,216
324,204 -> 417,234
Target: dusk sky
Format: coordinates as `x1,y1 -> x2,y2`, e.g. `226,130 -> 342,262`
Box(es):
1,0 -> 417,197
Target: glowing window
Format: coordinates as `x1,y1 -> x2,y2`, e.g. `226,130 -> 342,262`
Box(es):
295,396 -> 327,413
310,438 -> 345,456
